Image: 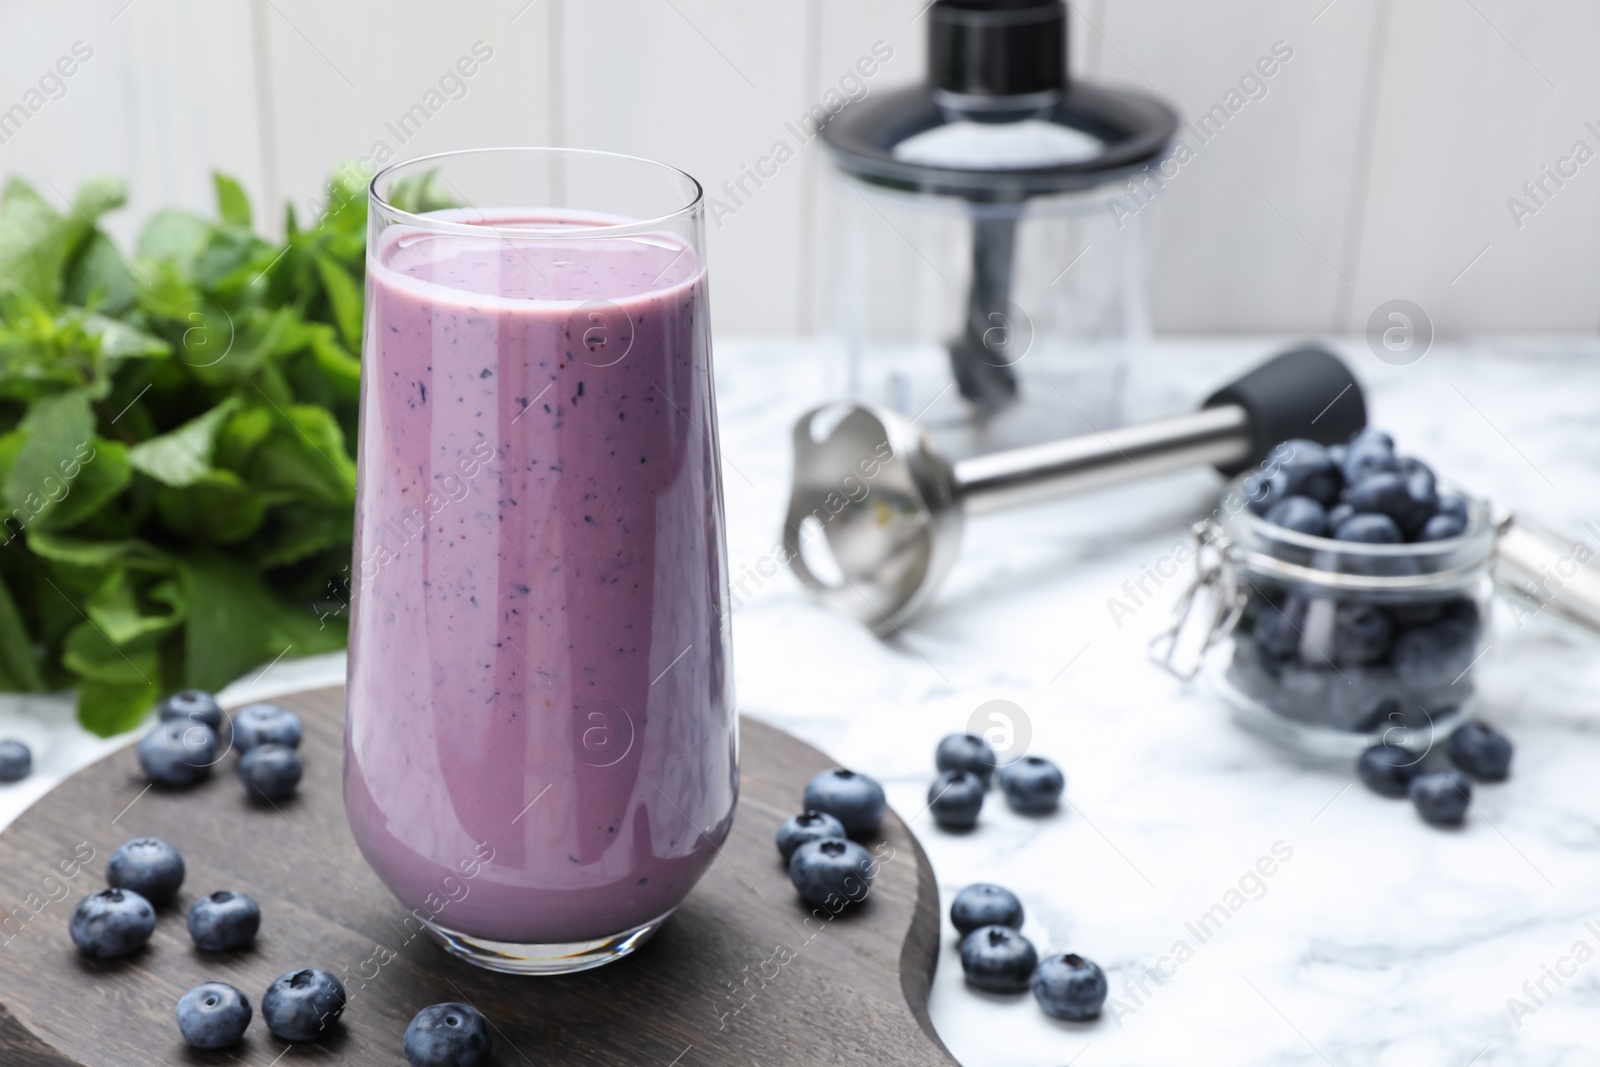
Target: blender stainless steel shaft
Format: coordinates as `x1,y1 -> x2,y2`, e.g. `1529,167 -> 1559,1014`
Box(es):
784,346 -> 1366,633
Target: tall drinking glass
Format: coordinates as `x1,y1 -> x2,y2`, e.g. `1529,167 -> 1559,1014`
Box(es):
345,148 -> 736,975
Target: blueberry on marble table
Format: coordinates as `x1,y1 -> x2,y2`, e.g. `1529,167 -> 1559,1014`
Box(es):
1356,744 -> 1424,798
775,810 -> 846,863
1410,770 -> 1473,827
935,732 -> 998,786
802,768 -> 886,836
107,836 -> 185,907
177,982 -> 252,1049
1447,722 -> 1514,782
788,838 -> 876,906
138,719 -> 217,787
239,744 -> 303,801
188,890 -> 261,952
1264,496 -> 1327,536
1032,953 -> 1108,1021
999,757 -> 1065,815
1334,513 -> 1402,544
158,689 -> 231,747
928,770 -> 984,831
262,968 -> 347,1042
960,925 -> 1039,993
404,1002 -> 493,1067
950,883 -> 1024,936
0,739 -> 31,782
233,702 -> 304,751
70,888 -> 156,959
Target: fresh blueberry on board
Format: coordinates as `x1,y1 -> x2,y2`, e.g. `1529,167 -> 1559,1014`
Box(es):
138,719 -> 217,787
69,888 -> 156,959
1410,770 -> 1472,827
176,983 -> 253,1049
107,836 -> 185,907
928,770 -> 984,831
950,884 -> 1024,936
1333,603 -> 1393,666
262,968 -> 347,1042
239,744 -> 303,801
404,1002 -> 494,1067
233,703 -> 304,751
935,732 -> 998,787
1447,722 -> 1514,782
1418,513 -> 1466,541
959,925 -> 1039,993
1032,953 -> 1108,1021
158,689 -> 231,747
998,756 -> 1065,815
1334,513 -> 1402,544
774,811 -> 847,863
0,739 -> 31,782
802,769 -> 886,836
1356,744 -> 1424,798
187,890 -> 261,952
1264,496 -> 1327,536
788,838 -> 876,907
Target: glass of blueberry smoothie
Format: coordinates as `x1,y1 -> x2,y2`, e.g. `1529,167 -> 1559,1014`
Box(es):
345,149 -> 736,974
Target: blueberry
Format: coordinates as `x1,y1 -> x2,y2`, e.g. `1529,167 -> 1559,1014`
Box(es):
960,925 -> 1038,993
928,770 -> 984,831
1327,443 -> 1348,467
1353,695 -> 1403,733
233,703 -> 304,751
0,739 -> 31,782
1435,493 -> 1469,524
950,883 -> 1024,936
774,810 -> 846,863
1344,473 -> 1413,525
177,982 -> 252,1049
1243,469 -> 1289,516
404,1002 -> 493,1067
1391,619 -> 1477,686
107,836 -> 185,907
138,719 -> 217,787
1325,503 -> 1355,531
1334,513 -> 1402,544
70,888 -> 156,959
1333,603 -> 1393,666
1264,496 -> 1327,536
1273,440 -> 1343,506
1032,953 -> 1108,1021
788,838 -> 875,906
935,732 -> 998,787
1252,595 -> 1307,660
1398,459 -> 1439,534
1418,513 -> 1466,541
239,744 -> 302,801
998,756 -> 1064,815
187,890 -> 261,952
158,689 -> 231,747
1356,743 -> 1424,798
1341,435 -> 1399,484
1447,722 -> 1513,782
1410,770 -> 1472,827
1349,427 -> 1395,451
262,968 -> 346,1042
802,769 -> 886,836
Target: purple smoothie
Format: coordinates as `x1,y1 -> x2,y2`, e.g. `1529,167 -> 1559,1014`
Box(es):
345,213 -> 736,945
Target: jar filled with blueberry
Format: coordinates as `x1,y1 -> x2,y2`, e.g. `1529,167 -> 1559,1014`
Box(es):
1204,428 -> 1498,756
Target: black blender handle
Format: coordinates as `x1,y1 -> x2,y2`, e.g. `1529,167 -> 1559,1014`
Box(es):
1203,344 -> 1367,475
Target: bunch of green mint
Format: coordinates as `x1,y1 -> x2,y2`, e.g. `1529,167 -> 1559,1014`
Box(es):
0,166 -> 376,735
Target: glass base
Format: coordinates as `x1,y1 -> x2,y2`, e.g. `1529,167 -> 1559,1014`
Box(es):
423,907 -> 674,975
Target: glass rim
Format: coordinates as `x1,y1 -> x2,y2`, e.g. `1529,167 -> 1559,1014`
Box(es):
368,146 -> 705,239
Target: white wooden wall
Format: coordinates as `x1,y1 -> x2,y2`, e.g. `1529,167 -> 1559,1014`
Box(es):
1,0 -> 1596,337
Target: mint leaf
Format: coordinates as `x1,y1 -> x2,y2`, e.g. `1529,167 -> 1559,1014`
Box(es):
27,530 -> 169,570
4,390 -> 94,524
314,253 -> 363,350
128,397 -> 241,487
0,574 -> 44,691
86,568 -> 184,646
0,178 -> 68,303
37,438 -> 131,532
179,554 -> 274,692
62,620 -> 158,685
212,173 -> 252,229
76,677 -> 159,737
156,469 -> 277,543
63,231 -> 139,315
136,209 -> 211,277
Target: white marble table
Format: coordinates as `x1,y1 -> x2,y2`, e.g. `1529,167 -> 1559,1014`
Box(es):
5,337 -> 1600,1066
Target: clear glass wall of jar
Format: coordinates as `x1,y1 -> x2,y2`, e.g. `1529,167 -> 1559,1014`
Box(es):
1206,480 -> 1498,759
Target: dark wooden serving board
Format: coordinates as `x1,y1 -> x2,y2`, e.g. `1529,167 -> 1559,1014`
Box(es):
0,688 -> 954,1066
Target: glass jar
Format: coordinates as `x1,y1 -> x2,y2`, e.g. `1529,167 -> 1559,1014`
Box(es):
1185,480 -> 1498,758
